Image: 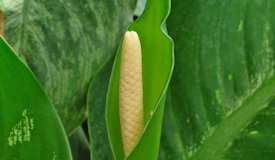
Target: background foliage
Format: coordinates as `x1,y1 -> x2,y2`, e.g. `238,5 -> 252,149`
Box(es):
1,0 -> 275,159
160,0 -> 275,160
2,0 -> 137,135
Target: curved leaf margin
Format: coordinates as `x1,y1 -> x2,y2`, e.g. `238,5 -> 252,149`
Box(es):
106,0 -> 174,159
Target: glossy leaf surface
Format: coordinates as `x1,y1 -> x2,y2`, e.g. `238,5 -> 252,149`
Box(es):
160,0 -> 275,159
2,0 -> 137,134
0,36 -> 72,159
106,0 -> 174,159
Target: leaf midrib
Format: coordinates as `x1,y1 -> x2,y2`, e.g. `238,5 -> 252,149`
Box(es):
190,74 -> 275,160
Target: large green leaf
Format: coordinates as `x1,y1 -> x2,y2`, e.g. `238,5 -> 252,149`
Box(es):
2,0 -> 137,134
0,36 -> 72,159
160,0 -> 275,159
106,0 -> 173,159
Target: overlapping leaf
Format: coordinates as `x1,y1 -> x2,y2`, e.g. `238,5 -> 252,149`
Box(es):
68,127 -> 90,160
2,0 -> 137,134
160,0 -> 275,159
0,36 -> 72,159
87,54 -> 116,160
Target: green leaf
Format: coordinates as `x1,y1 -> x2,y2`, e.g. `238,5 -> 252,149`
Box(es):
223,102 -> 275,160
161,0 -> 275,159
106,0 -> 174,159
159,89 -> 186,160
2,0 -> 137,134
87,54 -> 115,160
0,36 -> 72,159
68,126 -> 90,160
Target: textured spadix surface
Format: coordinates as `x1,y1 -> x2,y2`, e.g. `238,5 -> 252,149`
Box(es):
119,31 -> 144,157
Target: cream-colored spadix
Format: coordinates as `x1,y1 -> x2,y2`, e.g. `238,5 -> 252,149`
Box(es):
119,31 -> 144,157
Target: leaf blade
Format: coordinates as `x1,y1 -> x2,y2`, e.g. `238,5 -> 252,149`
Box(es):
0,36 -> 72,159
163,0 -> 275,159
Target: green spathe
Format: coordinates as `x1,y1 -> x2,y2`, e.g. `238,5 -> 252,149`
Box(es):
106,0 -> 174,159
